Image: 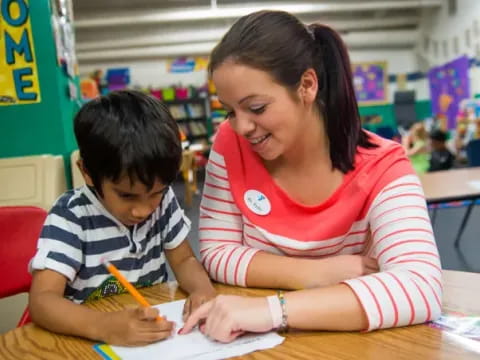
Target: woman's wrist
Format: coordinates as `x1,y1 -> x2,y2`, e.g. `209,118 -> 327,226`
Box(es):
266,291 -> 289,331
266,295 -> 283,329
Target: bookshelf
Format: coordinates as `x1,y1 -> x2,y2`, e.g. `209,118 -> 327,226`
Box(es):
164,97 -> 211,144
208,80 -> 228,136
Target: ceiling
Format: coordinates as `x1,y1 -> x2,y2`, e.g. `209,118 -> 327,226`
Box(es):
72,0 -> 443,64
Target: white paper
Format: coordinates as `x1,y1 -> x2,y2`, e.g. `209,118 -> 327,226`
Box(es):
110,300 -> 284,360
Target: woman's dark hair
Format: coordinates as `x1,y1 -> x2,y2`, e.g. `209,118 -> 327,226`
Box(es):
209,10 -> 376,173
74,90 -> 181,195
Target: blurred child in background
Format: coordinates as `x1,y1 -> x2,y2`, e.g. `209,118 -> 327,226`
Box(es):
403,122 -> 430,174
429,129 -> 454,172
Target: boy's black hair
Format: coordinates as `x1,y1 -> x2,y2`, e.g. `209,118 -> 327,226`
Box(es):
430,129 -> 448,142
74,90 -> 181,195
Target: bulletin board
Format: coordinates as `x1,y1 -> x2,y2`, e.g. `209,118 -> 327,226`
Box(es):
352,61 -> 388,105
167,57 -> 209,73
428,55 -> 470,130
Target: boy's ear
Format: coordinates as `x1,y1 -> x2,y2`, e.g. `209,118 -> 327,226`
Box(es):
77,159 -> 94,187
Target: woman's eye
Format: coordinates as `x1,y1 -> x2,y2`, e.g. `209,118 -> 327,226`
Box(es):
250,105 -> 266,114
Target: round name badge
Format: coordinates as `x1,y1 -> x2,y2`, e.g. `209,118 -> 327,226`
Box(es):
244,190 -> 271,216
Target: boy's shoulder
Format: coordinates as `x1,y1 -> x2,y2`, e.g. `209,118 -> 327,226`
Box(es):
47,186 -> 123,242
50,186 -> 95,223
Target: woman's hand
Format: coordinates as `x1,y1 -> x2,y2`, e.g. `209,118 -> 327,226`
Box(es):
179,295 -> 274,343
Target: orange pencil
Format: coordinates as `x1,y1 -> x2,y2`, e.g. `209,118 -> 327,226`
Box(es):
102,259 -> 163,321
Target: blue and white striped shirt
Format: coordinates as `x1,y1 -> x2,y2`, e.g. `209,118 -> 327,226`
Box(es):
30,185 -> 190,303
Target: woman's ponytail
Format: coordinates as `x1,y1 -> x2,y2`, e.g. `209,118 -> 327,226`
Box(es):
309,24 -> 376,173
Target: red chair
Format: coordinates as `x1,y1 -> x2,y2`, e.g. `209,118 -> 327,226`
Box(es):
0,206 -> 47,327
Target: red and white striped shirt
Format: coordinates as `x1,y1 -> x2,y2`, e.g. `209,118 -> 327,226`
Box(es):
200,122 -> 442,331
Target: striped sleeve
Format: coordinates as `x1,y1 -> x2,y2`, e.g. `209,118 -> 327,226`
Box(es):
162,187 -> 191,250
29,205 -> 84,281
343,174 -> 442,331
199,149 -> 261,286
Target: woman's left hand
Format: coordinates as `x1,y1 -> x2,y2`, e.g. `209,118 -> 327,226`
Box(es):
179,295 -> 274,343
182,288 -> 217,321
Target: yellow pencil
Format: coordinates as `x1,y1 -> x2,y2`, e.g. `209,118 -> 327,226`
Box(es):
102,259 -> 163,321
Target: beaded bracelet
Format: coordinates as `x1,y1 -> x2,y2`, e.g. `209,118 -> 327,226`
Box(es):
277,290 -> 288,331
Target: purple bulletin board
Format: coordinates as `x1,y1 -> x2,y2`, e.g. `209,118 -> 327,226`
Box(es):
428,56 -> 470,130
352,61 -> 389,105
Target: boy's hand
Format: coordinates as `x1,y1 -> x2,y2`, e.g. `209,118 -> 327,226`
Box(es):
182,287 -> 217,321
101,307 -> 175,346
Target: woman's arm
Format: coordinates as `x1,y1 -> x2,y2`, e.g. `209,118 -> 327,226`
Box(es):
198,156 -> 259,286
180,283 -> 367,343
341,174 -> 442,330
182,175 -> 442,340
246,251 -> 378,289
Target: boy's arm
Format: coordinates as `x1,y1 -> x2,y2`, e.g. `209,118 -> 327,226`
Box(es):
29,269 -> 106,339
29,270 -> 174,345
166,241 -> 215,296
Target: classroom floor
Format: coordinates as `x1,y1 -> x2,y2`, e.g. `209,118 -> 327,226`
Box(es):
173,175 -> 480,275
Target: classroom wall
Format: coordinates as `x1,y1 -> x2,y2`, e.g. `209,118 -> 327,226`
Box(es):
358,99 -> 432,130
78,49 -> 424,130
418,0 -> 480,67
367,0 -> 480,129
79,51 -> 428,131
350,50 -> 418,75
78,49 -> 418,90
0,0 -> 80,334
351,50 -> 430,129
1,2 -> 63,157
79,60 -> 208,88
417,0 -> 480,97
351,49 -> 420,103
364,0 -> 480,130
470,65 -> 480,96
0,1 -> 79,186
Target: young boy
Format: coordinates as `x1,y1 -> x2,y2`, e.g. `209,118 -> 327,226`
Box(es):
429,129 -> 455,172
29,90 -> 216,346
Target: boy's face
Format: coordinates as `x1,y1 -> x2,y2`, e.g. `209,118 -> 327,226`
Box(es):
97,176 -> 168,226
78,161 -> 168,226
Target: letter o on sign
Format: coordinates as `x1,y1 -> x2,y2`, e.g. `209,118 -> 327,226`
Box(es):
2,0 -> 29,27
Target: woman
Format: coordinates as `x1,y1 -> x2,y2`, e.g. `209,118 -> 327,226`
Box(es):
181,10 -> 441,343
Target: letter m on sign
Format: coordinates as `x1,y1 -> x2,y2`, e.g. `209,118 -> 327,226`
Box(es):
5,30 -> 32,65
